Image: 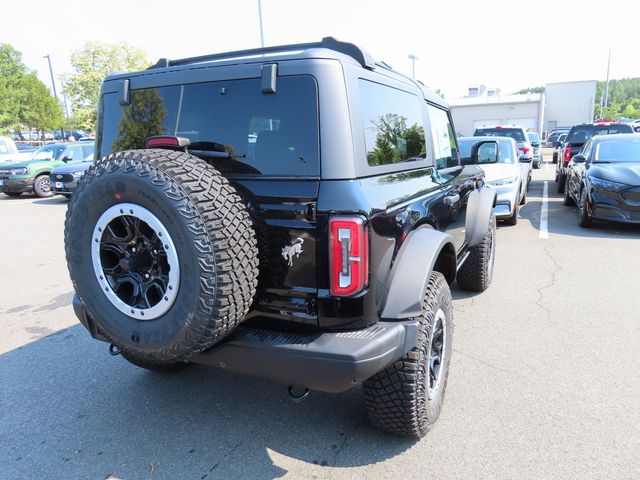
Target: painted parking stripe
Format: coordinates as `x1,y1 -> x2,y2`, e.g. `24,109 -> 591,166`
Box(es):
539,181 -> 549,239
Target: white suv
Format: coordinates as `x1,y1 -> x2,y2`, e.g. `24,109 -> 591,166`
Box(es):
473,125 -> 534,182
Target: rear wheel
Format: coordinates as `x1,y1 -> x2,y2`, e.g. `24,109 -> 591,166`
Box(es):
363,272 -> 453,438
505,196 -> 519,226
578,188 -> 593,228
563,179 -> 575,206
33,174 -> 53,198
557,174 -> 566,194
456,214 -> 496,291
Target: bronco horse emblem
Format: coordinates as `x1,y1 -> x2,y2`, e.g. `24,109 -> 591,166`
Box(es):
282,237 -> 304,266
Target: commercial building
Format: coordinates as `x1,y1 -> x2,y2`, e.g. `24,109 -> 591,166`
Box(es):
448,80 -> 597,137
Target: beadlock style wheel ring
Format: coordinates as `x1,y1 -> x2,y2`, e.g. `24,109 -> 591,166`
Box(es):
91,203 -> 180,320
427,308 -> 447,400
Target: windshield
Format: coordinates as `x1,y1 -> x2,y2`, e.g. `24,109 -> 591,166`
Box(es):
474,128 -> 525,142
594,139 -> 640,162
32,144 -> 66,160
567,124 -> 634,144
528,132 -> 539,142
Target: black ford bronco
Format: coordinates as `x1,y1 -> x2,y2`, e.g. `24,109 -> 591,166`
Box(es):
65,38 -> 497,438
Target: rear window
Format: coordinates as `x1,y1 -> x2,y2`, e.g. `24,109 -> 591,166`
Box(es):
98,76 -> 320,176
474,128 -> 526,142
528,132 -> 539,142
567,124 -> 634,144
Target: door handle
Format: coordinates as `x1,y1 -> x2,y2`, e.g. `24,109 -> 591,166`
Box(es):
444,194 -> 460,206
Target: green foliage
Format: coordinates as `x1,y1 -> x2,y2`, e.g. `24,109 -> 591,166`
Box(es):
111,89 -> 166,151
20,74 -> 65,132
367,114 -> 425,165
0,44 -> 28,131
594,78 -> 640,119
63,41 -> 150,132
0,43 -> 64,134
515,86 -> 545,94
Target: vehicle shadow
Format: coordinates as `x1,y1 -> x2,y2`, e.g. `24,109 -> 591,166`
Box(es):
0,325 -> 415,480
518,179 -> 640,239
32,196 -> 69,206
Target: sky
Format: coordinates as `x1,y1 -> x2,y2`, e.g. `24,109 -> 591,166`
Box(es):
4,0 -> 639,101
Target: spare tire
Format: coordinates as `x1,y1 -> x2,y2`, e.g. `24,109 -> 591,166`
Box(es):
65,149 -> 259,363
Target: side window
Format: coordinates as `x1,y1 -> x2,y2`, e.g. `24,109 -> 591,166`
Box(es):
427,105 -> 459,170
359,79 -> 426,166
581,139 -> 593,158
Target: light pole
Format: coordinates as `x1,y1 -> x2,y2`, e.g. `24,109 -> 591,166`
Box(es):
603,48 -> 611,118
408,54 -> 419,80
258,0 -> 265,48
43,54 -> 65,139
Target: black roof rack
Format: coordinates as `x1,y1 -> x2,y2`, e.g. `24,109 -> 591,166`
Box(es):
148,36 -> 376,70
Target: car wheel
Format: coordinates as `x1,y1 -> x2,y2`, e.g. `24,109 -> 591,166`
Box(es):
363,271 -> 453,438
520,187 -> 527,206
504,196 -> 519,226
33,174 -> 53,198
456,214 -> 496,291
563,179 -> 575,206
557,174 -> 566,194
65,149 -> 259,363
578,188 -> 592,228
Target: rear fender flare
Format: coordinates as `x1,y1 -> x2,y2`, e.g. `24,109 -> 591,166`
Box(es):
465,187 -> 496,247
380,228 -> 455,320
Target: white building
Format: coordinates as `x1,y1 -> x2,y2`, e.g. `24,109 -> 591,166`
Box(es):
448,81 -> 597,137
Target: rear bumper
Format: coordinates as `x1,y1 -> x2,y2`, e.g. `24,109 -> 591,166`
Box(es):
72,294 -> 418,393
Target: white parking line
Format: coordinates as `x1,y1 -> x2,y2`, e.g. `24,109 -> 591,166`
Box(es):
539,181 -> 549,239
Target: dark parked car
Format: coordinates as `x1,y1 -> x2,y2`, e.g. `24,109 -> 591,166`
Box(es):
65,37 -> 498,438
545,127 -> 571,147
552,133 -> 567,163
563,133 -> 640,227
555,122 -> 634,193
50,161 -> 92,197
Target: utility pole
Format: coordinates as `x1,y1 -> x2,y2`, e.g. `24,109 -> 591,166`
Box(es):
43,54 -> 65,139
408,54 -> 419,80
258,0 -> 265,48
603,48 -> 611,118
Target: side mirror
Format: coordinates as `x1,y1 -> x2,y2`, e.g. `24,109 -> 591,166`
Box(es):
531,142 -> 539,148
471,141 -> 498,164
62,155 -> 73,162
572,154 -> 587,163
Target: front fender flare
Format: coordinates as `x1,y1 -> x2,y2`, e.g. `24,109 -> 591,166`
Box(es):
465,187 -> 496,247
380,228 -> 455,320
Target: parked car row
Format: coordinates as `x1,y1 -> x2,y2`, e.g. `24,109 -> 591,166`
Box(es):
558,131 -> 640,227
0,141 -> 94,198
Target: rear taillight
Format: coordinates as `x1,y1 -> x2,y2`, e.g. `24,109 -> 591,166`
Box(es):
519,146 -> 531,155
329,216 -> 368,297
563,147 -> 572,163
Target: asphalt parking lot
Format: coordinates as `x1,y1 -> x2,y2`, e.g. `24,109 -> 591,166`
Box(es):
1,161 -> 640,480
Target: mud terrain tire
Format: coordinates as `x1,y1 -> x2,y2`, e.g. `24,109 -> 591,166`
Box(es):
65,149 -> 258,364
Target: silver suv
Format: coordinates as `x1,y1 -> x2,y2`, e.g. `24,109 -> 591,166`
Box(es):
473,125 -> 534,180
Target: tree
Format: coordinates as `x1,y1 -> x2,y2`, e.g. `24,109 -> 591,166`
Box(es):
63,41 -> 150,132
20,73 -> 64,133
515,86 -> 545,94
0,44 -> 27,132
111,89 -> 166,151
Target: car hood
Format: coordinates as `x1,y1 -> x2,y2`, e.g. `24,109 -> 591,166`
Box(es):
479,163 -> 520,182
588,162 -> 640,186
0,159 -> 42,169
51,161 -> 93,174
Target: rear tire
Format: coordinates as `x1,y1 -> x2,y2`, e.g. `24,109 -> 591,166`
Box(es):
456,214 -> 496,291
578,188 -> 593,228
557,174 -> 566,194
563,179 -> 575,206
65,149 -> 259,364
363,272 -> 453,438
505,196 -> 519,226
